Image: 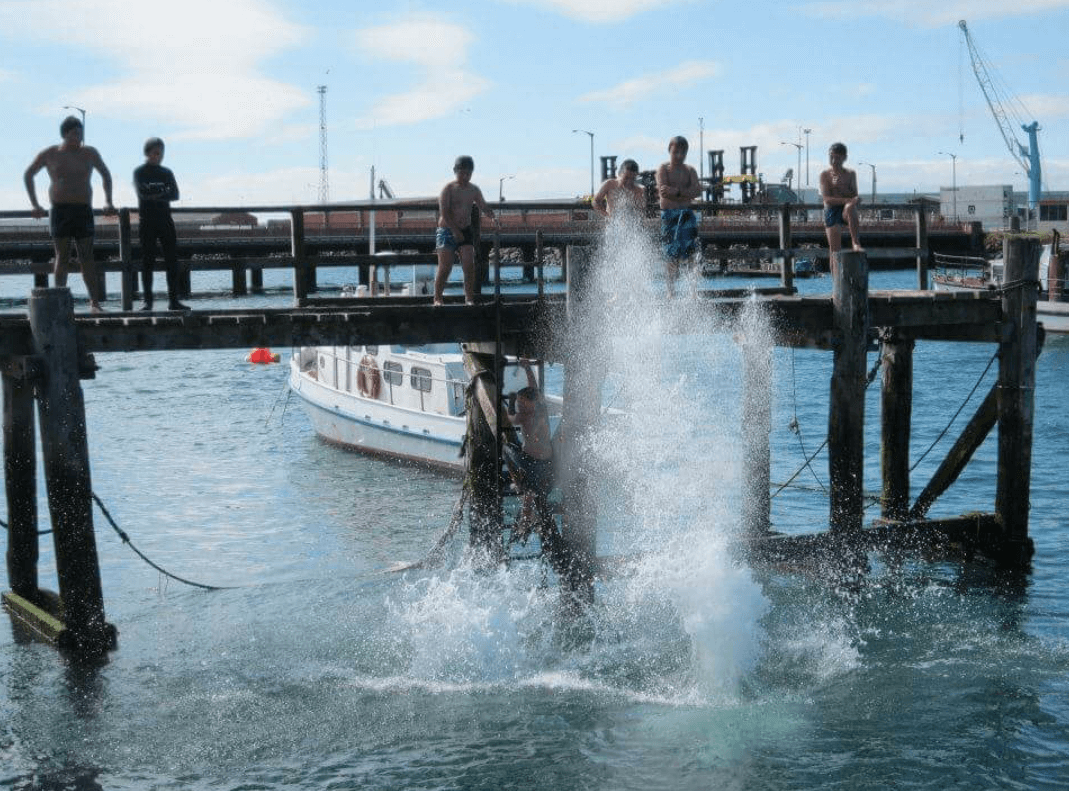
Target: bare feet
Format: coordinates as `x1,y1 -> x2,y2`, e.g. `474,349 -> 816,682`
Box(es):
90,302 -> 106,314
433,298 -> 444,306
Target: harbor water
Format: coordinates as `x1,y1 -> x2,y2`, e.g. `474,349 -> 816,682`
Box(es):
2,240 -> 1069,789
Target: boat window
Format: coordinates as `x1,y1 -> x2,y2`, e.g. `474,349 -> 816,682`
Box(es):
411,366 -> 432,393
365,345 -> 378,356
383,360 -> 403,386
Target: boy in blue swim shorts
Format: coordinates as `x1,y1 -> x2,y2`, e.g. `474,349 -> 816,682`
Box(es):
434,155 -> 496,305
656,136 -> 702,296
819,142 -> 862,274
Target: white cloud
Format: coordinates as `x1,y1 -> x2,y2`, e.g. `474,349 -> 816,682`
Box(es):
498,0 -> 692,23
351,17 -> 491,128
801,0 -> 1069,27
1018,94 -> 1069,120
579,61 -> 721,106
0,0 -> 311,139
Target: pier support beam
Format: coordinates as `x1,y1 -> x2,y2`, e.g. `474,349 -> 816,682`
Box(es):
915,205 -> 929,289
28,288 -> 116,654
462,351 -> 505,562
828,250 -> 868,537
879,333 -> 913,520
119,209 -> 135,311
994,236 -> 1039,564
558,247 -> 602,604
741,335 -> 772,536
4,365 -> 39,598
778,204 -> 794,291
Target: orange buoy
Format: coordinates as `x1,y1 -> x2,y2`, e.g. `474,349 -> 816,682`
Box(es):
247,347 -> 280,364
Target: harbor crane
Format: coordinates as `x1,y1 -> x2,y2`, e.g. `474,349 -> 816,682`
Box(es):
958,19 -> 1042,216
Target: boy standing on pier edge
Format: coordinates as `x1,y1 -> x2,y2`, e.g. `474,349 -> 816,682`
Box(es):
434,155 -> 496,305
24,115 -> 115,313
134,137 -> 188,312
820,142 -> 862,273
656,136 -> 702,296
593,159 -> 646,219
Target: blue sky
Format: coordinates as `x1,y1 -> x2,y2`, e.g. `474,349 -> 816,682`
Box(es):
2,0 -> 1068,210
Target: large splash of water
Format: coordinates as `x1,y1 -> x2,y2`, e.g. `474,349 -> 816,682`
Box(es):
389,208 -> 776,705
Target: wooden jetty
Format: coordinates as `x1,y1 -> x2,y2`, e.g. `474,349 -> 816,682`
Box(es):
0,235 -> 1043,657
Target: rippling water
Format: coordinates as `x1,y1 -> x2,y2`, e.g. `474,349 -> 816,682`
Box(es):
2,253 -> 1068,790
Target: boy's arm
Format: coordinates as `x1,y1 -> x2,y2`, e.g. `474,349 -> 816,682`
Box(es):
474,187 -> 495,222
520,359 -> 537,389
682,166 -> 701,199
165,168 -> 180,202
655,163 -> 672,197
592,180 -> 611,216
24,150 -> 48,216
91,148 -> 116,212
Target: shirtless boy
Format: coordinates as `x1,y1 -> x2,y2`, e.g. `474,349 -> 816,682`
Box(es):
504,360 -> 554,544
592,159 -> 645,218
24,115 -> 115,312
819,142 -> 862,272
655,136 -> 702,295
434,155 -> 496,305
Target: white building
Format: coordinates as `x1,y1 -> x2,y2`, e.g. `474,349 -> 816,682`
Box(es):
940,185 -> 1014,230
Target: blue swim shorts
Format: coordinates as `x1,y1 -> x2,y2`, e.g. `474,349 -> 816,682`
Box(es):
661,208 -> 698,261
435,226 -> 474,252
824,205 -> 845,228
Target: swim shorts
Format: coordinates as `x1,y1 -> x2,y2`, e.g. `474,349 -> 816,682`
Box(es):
504,443 -> 554,497
50,203 -> 95,240
824,205 -> 845,227
435,226 -> 473,252
661,208 -> 698,260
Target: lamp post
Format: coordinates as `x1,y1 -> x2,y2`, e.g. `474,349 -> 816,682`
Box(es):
857,161 -> 876,204
699,116 -> 705,185
938,151 -> 958,222
803,127 -> 812,186
63,105 -> 86,138
499,174 -> 514,202
572,128 -> 595,197
780,140 -> 802,197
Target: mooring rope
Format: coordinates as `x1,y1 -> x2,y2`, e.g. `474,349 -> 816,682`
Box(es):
0,516 -> 52,536
909,349 -> 998,472
92,492 -> 236,591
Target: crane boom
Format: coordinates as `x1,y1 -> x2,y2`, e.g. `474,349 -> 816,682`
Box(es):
958,19 -> 1042,214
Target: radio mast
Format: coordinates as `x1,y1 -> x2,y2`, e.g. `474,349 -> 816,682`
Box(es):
317,85 -> 329,205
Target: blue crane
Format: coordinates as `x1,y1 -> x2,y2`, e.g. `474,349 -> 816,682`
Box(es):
958,19 -> 1042,217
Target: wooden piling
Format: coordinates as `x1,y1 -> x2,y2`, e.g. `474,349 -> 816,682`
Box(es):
28,288 -> 116,654
291,209 -> 307,304
250,266 -> 264,294
994,236 -> 1039,563
3,367 -> 39,598
828,250 -> 868,536
558,246 -> 601,602
741,336 -> 772,536
462,351 -> 505,562
879,333 -> 913,520
778,204 -> 794,291
118,209 -> 135,311
231,264 -> 248,297
914,205 -> 928,289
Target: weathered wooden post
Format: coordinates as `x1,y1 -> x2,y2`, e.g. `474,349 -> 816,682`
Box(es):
1049,251 -> 1068,302
462,350 -> 505,562
4,365 -> 39,598
231,263 -> 248,297
536,229 -> 545,300
879,332 -> 913,520
741,334 -> 772,537
915,203 -> 929,290
778,203 -> 794,291
828,250 -> 868,537
28,288 -> 116,654
250,266 -> 264,294
118,208 -> 135,311
994,235 -> 1039,564
558,246 -> 601,603
291,208 -> 307,304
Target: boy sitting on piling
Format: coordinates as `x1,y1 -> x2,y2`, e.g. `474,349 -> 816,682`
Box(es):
433,155 -> 497,305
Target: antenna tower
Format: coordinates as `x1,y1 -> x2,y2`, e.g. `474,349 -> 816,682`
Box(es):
317,85 -> 329,204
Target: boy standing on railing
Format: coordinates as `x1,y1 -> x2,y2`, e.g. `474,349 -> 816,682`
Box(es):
433,155 -> 496,305
24,115 -> 115,313
134,137 -> 188,311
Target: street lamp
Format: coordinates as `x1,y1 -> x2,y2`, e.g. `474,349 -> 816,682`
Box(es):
938,151 -> 958,222
499,174 -> 514,202
63,105 -> 86,138
857,161 -> 876,205
780,140 -> 802,197
803,128 -> 812,186
572,128 -> 595,198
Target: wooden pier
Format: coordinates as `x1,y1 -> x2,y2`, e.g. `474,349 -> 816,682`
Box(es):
0,235 -> 1044,657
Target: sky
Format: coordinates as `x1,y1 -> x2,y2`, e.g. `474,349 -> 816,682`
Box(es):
2,0 -> 1068,211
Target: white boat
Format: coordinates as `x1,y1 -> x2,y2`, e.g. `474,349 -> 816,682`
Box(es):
932,244 -> 1069,334
289,341 -> 560,471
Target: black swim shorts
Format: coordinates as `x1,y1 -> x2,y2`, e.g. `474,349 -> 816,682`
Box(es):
50,203 -> 95,240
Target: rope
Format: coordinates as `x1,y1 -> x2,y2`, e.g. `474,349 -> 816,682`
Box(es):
0,516 -> 53,536
92,492 -> 236,590
909,350 -> 998,472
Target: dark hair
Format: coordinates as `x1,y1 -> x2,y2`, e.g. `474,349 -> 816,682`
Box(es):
621,159 -> 639,173
668,136 -> 689,152
454,155 -> 475,171
144,137 -> 165,155
60,115 -> 83,136
829,142 -> 848,156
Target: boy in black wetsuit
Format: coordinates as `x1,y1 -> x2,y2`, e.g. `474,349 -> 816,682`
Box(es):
133,137 -> 188,311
